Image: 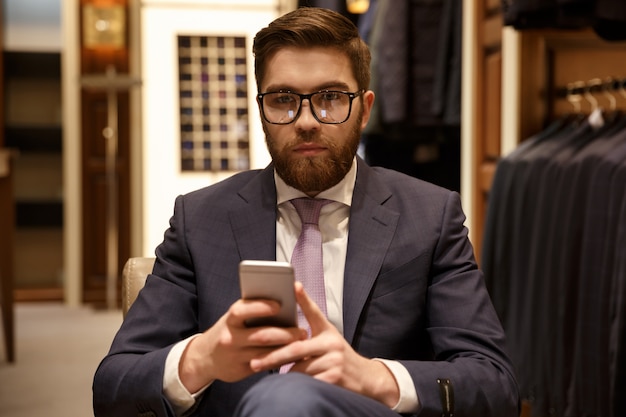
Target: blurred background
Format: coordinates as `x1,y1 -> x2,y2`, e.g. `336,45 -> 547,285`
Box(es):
1,0 -> 625,416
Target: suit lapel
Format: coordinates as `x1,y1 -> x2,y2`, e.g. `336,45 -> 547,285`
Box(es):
226,160 -> 399,345
230,165 -> 278,262
342,160 -> 399,344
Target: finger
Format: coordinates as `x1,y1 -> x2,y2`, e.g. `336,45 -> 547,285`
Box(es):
287,336 -> 344,373
226,299 -> 281,328
292,360 -> 343,384
295,282 -> 329,333
249,336 -> 310,372
288,355 -> 325,375
247,326 -> 307,347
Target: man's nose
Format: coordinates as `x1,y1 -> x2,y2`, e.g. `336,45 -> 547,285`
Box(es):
294,99 -> 320,129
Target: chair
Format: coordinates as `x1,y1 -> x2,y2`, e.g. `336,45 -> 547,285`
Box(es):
121,257 -> 155,317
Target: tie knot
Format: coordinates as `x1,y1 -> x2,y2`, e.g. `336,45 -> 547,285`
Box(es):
291,198 -> 331,225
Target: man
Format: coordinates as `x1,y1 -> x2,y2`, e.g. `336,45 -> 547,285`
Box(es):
93,7 -> 519,417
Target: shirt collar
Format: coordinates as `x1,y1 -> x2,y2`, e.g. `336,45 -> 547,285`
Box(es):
275,157 -> 356,207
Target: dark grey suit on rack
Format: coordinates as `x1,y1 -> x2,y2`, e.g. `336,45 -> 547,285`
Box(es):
542,119 -> 625,417
484,118 -> 592,413
482,112 -> 626,417
504,0 -> 626,39
517,121 -> 594,415
594,0 -> 626,40
599,140 -> 626,417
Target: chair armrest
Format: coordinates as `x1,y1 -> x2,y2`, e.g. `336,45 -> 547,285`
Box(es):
122,257 -> 155,317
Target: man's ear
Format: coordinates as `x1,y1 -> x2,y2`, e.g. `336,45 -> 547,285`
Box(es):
360,90 -> 375,130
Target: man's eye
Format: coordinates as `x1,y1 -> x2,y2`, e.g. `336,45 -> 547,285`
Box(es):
274,94 -> 296,105
320,92 -> 340,101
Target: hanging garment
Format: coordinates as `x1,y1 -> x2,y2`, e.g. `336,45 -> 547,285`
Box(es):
482,109 -> 626,417
502,0 -> 593,30
565,127 -> 626,417
594,0 -> 626,40
374,0 -> 461,127
503,0 -> 626,40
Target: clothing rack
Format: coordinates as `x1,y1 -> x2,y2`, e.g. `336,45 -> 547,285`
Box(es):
481,88 -> 626,417
554,77 -> 626,111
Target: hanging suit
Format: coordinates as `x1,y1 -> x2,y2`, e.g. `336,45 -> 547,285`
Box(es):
483,107 -> 626,417
503,0 -> 626,40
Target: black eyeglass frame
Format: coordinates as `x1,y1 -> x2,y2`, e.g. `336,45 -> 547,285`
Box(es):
257,89 -> 365,125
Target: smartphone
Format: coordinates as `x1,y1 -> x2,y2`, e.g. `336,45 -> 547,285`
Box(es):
239,260 -> 297,327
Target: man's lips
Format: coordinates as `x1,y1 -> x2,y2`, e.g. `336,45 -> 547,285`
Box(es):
292,143 -> 328,156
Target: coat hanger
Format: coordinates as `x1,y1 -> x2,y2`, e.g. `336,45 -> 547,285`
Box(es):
565,81 -> 588,125
582,78 -> 606,130
601,77 -> 617,111
597,77 -> 625,127
583,78 -> 601,112
566,81 -> 583,114
618,78 -> 626,102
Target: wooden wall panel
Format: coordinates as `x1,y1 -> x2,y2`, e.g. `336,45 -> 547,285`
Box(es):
484,53 -> 502,160
472,0 -> 502,262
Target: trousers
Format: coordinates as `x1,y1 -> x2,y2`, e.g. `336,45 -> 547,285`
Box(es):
234,373 -> 403,417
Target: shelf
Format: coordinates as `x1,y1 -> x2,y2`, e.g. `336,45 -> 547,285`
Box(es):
3,51 -> 61,79
3,50 -> 65,302
14,227 -> 64,294
4,125 -> 62,152
15,201 -> 63,228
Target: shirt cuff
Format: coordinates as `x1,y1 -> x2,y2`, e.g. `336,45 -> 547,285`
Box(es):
373,358 -> 420,414
163,334 -> 211,416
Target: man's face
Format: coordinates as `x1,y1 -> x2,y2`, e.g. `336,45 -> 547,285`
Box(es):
258,47 -> 374,196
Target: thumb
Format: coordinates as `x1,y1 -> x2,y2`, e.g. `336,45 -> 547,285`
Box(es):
295,281 -> 329,334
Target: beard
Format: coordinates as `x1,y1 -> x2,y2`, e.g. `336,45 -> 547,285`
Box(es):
265,111 -> 363,194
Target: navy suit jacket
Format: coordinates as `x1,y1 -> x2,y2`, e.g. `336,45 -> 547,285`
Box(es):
93,158 -> 518,417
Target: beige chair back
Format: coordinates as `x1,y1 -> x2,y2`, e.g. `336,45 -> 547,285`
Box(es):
122,257 -> 155,317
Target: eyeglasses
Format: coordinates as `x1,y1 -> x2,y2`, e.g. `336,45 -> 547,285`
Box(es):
257,90 -> 365,125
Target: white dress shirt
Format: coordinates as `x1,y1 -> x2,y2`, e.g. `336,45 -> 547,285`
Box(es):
163,158 -> 418,415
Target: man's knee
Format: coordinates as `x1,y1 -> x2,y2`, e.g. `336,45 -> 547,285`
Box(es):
234,373 -> 399,417
235,373 -> 335,417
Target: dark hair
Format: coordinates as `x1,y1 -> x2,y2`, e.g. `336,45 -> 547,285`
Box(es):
253,7 -> 371,91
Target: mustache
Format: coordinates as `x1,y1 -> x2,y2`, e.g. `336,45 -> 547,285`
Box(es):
294,130 -> 317,143
289,132 -> 332,149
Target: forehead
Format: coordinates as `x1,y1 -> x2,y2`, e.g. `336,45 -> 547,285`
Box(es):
261,46 -> 356,92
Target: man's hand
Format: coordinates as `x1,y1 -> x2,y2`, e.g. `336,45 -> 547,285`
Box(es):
178,298 -> 307,393
249,282 -> 401,408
